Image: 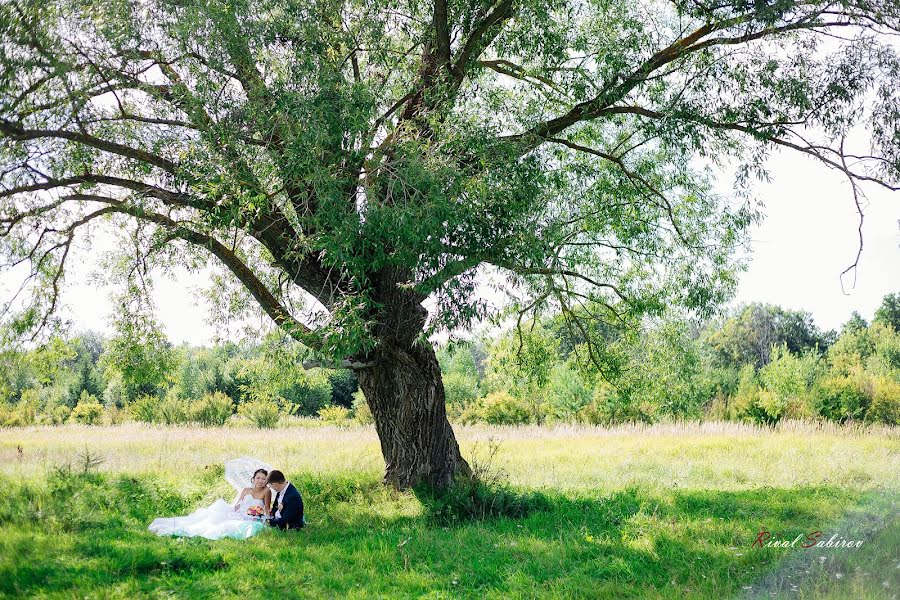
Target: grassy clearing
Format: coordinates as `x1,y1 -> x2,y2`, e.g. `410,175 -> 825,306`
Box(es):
0,420 -> 897,599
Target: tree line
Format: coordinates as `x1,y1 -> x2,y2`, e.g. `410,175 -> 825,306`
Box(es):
1,293 -> 897,429
442,295 -> 899,427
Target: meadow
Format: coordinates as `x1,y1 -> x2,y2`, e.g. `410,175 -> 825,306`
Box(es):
0,420 -> 897,599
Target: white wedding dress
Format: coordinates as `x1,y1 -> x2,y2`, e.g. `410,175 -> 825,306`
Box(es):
148,457 -> 272,540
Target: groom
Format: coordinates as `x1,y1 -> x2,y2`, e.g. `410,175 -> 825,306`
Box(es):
266,470 -> 305,530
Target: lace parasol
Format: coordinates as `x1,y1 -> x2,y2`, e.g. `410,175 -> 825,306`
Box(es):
224,457 -> 274,493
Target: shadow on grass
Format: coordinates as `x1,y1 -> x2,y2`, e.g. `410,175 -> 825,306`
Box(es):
0,468 -> 891,598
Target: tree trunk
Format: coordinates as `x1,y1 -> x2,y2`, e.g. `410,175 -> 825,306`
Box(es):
355,339 -> 471,491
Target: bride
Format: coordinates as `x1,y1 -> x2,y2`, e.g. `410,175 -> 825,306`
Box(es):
148,457 -> 274,540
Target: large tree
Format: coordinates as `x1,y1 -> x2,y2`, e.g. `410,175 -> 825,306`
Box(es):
874,292 -> 900,331
1,0 -> 898,489
704,302 -> 829,369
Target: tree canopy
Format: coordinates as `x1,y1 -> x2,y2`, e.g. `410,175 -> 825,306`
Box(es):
2,0 -> 897,365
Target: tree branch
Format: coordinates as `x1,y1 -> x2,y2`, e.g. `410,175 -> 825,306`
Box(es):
600,106 -> 900,191
0,119 -> 180,175
544,137 -> 690,244
60,194 -> 321,345
451,0 -> 515,83
503,8 -> 865,151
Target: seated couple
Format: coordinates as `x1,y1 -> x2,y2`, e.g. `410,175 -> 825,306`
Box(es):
149,465 -> 304,540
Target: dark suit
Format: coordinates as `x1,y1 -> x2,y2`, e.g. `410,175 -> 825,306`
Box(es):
269,482 -> 304,530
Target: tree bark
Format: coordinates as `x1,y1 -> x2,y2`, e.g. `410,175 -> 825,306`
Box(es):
355,339 -> 471,490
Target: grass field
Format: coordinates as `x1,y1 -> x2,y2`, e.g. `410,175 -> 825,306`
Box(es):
0,420 -> 897,599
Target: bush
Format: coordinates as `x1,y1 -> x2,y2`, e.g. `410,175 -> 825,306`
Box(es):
157,395 -> 190,425
575,382 -> 645,425
446,400 -> 468,423
704,391 -> 730,421
635,321 -> 710,420
783,394 -> 816,420
754,345 -> 821,424
730,364 -> 768,423
129,394 -> 158,423
190,391 -> 233,426
104,405 -> 127,425
69,392 -> 104,425
0,404 -> 36,427
239,399 -> 281,428
102,372 -> 127,409
460,391 -> 532,425
351,390 -> 373,425
759,345 -> 820,399
702,366 -> 741,405
813,375 -> 870,423
442,372 -> 480,409
545,362 -> 592,422
45,404 -> 72,425
318,405 -> 352,427
867,378 -> 900,425
327,369 -> 358,408
281,370 -> 333,416
754,390 -> 786,425
19,387 -> 44,410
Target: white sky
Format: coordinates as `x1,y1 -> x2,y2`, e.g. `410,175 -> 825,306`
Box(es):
32,146 -> 900,345
730,148 -> 898,333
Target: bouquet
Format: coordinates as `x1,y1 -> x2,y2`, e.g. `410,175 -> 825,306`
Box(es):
246,505 -> 266,519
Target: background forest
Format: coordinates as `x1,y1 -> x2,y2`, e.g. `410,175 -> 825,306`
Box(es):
2,293 -> 898,430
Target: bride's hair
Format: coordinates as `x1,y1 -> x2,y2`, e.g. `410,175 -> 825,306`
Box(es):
251,468 -> 268,483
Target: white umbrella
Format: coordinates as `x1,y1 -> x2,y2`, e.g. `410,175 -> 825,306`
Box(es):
223,456 -> 274,494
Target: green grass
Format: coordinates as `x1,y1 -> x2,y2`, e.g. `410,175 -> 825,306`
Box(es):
0,420 -> 897,599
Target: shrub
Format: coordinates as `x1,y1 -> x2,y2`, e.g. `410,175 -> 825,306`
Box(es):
446,400 -> 467,423
102,372 -> 127,409
704,391 -> 730,421
783,394 -> 816,420
351,390 -> 373,425
19,387 -> 44,410
460,391 -> 532,425
754,390 -> 786,425
69,392 -> 104,425
866,325 -> 900,378
318,405 -> 352,427
327,369 -> 358,408
759,345 -> 820,398
827,326 -> 877,376
575,382 -> 645,425
813,375 -> 870,423
545,362 -> 592,422
129,394 -> 158,423
730,364 -> 764,423
239,399 -> 281,428
636,320 -> 710,420
867,378 -> 900,425
157,395 -> 190,425
190,391 -> 233,426
0,404 -> 36,427
281,370 -> 333,415
104,405 -> 127,425
482,325 -> 558,398
442,372 -> 480,408
37,404 -> 71,425
702,366 -> 742,404
754,345 -> 821,423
